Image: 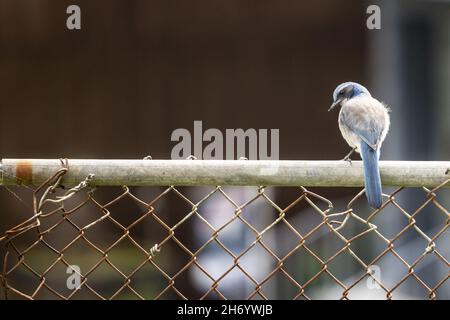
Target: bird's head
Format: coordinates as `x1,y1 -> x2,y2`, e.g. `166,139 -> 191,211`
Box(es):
328,82 -> 371,111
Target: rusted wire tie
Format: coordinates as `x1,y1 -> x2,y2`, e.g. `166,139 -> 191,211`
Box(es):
0,160 -> 95,241
39,173 -> 95,210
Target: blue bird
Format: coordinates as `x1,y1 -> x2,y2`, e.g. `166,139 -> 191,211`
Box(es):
329,82 -> 390,208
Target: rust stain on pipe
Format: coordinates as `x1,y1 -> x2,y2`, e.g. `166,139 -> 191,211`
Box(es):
15,160 -> 33,185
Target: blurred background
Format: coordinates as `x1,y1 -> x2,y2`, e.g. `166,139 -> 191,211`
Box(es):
0,0 -> 449,299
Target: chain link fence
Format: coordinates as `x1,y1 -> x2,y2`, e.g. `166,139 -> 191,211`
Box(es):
0,159 -> 449,300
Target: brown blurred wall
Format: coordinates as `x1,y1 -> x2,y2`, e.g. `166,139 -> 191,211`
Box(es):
0,0 -> 367,160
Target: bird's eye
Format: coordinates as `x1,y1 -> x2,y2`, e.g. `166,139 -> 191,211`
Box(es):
339,90 -> 345,96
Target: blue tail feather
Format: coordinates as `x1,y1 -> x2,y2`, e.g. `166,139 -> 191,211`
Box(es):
360,142 -> 382,208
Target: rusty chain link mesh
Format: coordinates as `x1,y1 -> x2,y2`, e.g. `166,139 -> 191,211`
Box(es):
0,163 -> 448,300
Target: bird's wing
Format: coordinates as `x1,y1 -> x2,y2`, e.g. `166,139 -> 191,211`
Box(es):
340,100 -> 386,151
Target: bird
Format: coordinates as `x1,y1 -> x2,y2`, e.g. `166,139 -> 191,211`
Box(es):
329,82 -> 390,208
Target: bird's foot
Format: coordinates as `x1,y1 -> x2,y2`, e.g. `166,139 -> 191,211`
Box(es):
341,156 -> 352,165
341,147 -> 357,165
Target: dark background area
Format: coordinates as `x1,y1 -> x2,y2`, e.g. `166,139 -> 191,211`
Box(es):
0,0 -> 366,159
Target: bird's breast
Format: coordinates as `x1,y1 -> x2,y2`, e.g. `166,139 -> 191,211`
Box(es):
338,113 -> 362,151
338,95 -> 390,150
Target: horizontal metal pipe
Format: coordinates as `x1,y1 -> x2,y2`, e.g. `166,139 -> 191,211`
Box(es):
0,159 -> 449,188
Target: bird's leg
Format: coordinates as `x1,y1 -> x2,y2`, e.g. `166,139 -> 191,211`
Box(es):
341,147 -> 357,164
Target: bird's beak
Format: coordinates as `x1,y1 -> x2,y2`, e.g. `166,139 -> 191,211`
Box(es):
328,98 -> 342,112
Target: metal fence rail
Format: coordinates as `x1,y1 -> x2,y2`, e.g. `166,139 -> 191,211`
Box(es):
1,159 -> 449,187
0,159 -> 449,300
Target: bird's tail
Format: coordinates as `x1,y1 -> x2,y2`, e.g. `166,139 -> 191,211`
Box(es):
360,142 -> 382,208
